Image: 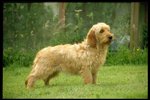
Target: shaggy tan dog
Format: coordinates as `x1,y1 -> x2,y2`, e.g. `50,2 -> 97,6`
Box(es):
25,22 -> 114,89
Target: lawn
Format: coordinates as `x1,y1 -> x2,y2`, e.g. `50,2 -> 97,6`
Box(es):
3,64 -> 148,99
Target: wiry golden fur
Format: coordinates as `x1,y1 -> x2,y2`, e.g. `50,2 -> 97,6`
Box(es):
25,22 -> 114,89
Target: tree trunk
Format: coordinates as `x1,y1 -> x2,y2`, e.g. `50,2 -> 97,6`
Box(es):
59,3 -> 65,28
130,2 -> 140,50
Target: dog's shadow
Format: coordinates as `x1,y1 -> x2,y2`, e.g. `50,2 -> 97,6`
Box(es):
36,82 -> 117,89
36,82 -> 83,89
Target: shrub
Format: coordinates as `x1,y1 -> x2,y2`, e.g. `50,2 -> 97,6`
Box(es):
3,48 -> 36,67
105,46 -> 148,66
3,46 -> 147,67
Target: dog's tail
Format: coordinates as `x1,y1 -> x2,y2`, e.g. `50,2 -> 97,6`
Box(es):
25,60 -> 36,88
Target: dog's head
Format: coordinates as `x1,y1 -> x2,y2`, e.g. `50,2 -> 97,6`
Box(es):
87,22 -> 114,48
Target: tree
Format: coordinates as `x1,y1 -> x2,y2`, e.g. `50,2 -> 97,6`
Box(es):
130,2 -> 140,50
59,3 -> 65,28
130,2 -> 148,50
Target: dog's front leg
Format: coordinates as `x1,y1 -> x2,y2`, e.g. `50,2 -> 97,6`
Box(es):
80,67 -> 93,84
91,68 -> 99,84
92,72 -> 97,84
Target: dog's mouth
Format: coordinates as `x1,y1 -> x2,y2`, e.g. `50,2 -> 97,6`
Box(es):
104,37 -> 113,45
107,40 -> 112,44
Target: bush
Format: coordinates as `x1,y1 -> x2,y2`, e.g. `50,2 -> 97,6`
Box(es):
3,47 -> 36,67
3,46 -> 147,67
105,46 -> 148,66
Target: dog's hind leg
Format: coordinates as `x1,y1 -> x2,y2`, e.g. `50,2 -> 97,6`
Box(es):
25,75 -> 37,89
44,71 -> 59,86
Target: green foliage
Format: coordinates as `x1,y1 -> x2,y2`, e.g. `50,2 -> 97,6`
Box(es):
3,3 -> 55,49
3,65 -> 148,98
3,46 -> 148,67
105,46 -> 148,66
3,47 -> 35,67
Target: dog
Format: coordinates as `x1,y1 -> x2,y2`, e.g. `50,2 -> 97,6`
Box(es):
25,22 -> 114,89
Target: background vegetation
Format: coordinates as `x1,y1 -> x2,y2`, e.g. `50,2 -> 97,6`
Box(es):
3,3 -> 148,67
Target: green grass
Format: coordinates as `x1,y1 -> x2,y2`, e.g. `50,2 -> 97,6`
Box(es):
3,64 -> 148,99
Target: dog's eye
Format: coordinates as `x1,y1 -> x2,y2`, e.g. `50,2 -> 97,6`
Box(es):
100,29 -> 104,33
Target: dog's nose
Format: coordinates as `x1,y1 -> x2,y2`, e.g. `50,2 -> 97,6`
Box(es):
108,36 -> 112,40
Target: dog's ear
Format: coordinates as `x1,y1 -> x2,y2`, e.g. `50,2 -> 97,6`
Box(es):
86,27 -> 97,48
